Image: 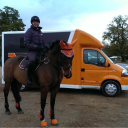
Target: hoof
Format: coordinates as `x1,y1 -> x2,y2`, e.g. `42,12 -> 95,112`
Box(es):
51,119 -> 58,126
5,111 -> 11,115
18,110 -> 24,114
40,121 -> 47,128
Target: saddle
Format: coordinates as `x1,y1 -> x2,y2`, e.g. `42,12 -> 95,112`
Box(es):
19,56 -> 50,70
19,57 -> 30,70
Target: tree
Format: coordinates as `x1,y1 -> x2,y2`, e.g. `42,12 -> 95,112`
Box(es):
102,43 -> 123,57
102,15 -> 128,62
0,6 -> 26,56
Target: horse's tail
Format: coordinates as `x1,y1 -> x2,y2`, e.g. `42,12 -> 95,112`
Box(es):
11,79 -> 22,102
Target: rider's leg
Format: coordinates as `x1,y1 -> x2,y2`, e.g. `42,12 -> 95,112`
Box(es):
27,51 -> 38,84
27,62 -> 35,84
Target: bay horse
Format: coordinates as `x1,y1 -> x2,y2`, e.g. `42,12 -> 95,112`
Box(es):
3,39 -> 77,127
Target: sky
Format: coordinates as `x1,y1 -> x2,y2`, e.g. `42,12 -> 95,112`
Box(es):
0,0 -> 128,41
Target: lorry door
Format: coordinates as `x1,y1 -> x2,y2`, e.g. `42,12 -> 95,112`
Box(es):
81,48 -> 109,87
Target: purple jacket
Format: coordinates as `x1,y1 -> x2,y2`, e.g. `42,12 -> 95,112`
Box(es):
24,25 -> 49,52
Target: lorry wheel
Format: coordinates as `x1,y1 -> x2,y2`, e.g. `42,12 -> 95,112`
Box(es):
102,80 -> 121,97
20,85 -> 28,92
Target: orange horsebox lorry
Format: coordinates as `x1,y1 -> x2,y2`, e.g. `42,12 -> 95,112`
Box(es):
2,29 -> 128,97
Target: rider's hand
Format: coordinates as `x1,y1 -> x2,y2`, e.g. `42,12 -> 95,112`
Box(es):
35,45 -> 42,51
42,47 -> 49,53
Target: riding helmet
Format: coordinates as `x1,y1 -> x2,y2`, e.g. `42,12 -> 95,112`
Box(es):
31,16 -> 40,23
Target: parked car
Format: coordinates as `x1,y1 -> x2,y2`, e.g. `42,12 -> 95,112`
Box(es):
110,56 -> 121,61
116,63 -> 128,70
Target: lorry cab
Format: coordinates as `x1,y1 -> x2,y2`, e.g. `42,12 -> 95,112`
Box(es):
2,29 -> 128,97
61,29 -> 128,97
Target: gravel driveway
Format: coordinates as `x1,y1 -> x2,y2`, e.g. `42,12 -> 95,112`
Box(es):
0,67 -> 128,127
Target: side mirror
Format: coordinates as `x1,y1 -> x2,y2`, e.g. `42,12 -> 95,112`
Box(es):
105,59 -> 110,67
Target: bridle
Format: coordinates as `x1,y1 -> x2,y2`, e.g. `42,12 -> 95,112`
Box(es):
40,48 -> 74,76
60,48 -> 74,77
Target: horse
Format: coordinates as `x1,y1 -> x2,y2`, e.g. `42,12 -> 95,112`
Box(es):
3,39 -> 77,127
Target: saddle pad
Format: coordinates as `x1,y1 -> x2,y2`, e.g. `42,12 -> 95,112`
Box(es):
19,58 -> 41,70
19,58 -> 30,70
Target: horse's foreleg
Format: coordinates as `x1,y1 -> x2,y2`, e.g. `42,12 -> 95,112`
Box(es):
50,94 -> 56,119
11,80 -> 24,114
49,87 -> 59,126
40,87 -> 48,127
3,82 -> 11,115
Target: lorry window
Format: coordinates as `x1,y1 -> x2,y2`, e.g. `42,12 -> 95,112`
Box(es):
98,52 -> 105,66
83,49 -> 105,67
101,50 -> 114,64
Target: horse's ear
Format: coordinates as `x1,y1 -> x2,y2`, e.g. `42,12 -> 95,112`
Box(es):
59,40 -> 66,48
71,38 -> 78,47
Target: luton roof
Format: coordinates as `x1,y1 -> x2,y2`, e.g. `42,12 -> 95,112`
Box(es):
72,29 -> 104,49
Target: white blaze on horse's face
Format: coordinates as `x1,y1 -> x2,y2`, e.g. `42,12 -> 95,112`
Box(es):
60,39 -> 77,79
61,54 -> 74,78
64,63 -> 72,79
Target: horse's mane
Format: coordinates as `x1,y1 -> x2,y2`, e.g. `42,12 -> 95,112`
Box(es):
49,40 -> 67,50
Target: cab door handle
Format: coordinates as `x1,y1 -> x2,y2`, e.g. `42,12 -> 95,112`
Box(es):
81,68 -> 85,72
81,77 -> 84,80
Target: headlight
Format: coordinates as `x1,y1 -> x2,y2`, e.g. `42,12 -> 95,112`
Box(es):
121,69 -> 128,76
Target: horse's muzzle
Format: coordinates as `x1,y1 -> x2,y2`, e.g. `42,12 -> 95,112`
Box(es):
64,74 -> 72,79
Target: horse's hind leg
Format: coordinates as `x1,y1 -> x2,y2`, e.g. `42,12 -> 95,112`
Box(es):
3,82 -> 11,115
11,79 -> 24,114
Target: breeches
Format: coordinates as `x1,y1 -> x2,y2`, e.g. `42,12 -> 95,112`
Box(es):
27,51 -> 40,63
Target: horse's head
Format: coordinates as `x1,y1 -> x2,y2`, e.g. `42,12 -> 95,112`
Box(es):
60,39 -> 77,78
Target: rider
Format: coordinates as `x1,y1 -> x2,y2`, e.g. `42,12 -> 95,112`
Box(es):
24,16 -> 49,84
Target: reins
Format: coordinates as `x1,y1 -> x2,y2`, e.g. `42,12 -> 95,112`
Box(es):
38,43 -> 74,83
39,48 -> 73,71
39,54 -> 62,71
61,49 -> 72,50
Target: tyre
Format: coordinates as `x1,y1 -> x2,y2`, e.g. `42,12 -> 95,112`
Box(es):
20,85 -> 28,92
102,80 -> 121,97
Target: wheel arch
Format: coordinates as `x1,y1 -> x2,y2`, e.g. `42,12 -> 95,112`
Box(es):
101,79 -> 121,90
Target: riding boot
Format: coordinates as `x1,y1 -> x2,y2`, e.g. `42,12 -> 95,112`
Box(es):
27,62 -> 35,84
